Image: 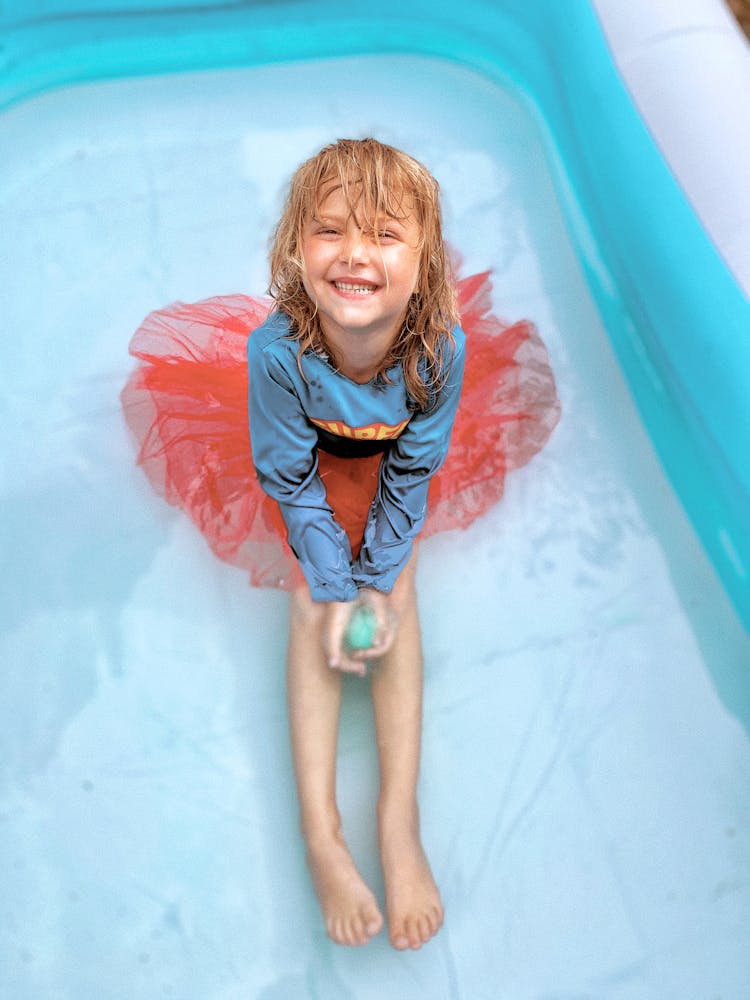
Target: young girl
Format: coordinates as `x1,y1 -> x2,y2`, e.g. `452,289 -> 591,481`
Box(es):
121,138 -> 560,951
248,138 -> 463,950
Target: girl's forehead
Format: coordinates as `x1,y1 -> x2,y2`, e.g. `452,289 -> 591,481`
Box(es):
312,178 -> 417,221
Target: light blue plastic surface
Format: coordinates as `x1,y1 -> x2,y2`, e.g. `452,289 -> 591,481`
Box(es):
1,3 -> 749,998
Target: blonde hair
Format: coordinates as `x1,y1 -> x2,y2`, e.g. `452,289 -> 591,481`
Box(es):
268,137 -> 458,411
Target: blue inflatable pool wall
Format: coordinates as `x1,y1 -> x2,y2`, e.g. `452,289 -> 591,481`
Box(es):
3,0 -> 748,628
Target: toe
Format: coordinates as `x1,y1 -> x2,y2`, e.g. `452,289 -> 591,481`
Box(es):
338,917 -> 354,947
406,917 -> 422,950
344,918 -> 360,947
418,914 -> 432,944
350,914 -> 365,946
391,924 -> 409,950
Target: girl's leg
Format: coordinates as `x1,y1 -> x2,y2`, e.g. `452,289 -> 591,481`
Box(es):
286,584 -> 383,946
370,549 -> 444,950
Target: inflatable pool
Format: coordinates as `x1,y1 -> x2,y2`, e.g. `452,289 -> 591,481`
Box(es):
1,2 -> 749,997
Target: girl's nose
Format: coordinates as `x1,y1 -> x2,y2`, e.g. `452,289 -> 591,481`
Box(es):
341,228 -> 369,266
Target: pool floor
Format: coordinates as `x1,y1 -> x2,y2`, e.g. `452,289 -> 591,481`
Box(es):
1,55 -> 749,999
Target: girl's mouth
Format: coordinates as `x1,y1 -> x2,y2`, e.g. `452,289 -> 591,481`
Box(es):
331,280 -> 378,296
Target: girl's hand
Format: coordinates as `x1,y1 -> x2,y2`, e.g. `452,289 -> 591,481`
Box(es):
323,601 -> 367,676
350,588 -> 399,661
322,590 -> 399,675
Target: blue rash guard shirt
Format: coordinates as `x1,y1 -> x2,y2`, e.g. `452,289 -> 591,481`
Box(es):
247,310 -> 466,602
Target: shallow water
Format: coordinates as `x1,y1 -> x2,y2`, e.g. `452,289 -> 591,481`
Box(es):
1,54 -> 749,999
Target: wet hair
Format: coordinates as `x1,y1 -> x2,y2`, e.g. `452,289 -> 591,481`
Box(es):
268,137 -> 458,411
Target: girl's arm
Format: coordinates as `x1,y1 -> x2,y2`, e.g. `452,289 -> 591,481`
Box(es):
352,328 -> 466,595
248,335 -> 359,603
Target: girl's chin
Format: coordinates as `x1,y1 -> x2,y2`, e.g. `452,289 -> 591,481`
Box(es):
320,311 -> 401,339
321,301 -> 379,325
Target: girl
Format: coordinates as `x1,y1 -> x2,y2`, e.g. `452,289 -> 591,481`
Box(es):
121,138 -> 560,952
248,138 -> 464,950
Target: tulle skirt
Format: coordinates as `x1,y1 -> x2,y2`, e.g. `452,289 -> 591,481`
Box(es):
120,271 -> 561,590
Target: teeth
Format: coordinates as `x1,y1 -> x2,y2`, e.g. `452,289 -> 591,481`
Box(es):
334,281 -> 376,294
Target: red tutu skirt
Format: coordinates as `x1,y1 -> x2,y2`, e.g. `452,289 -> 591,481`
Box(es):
120,271 -> 561,590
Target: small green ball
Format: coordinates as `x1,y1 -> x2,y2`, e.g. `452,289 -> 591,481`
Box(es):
345,604 -> 377,651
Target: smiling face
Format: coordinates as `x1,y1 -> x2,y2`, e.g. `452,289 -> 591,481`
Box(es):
300,182 -> 423,351
269,138 -> 457,403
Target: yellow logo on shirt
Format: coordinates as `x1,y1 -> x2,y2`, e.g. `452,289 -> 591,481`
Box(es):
310,417 -> 409,441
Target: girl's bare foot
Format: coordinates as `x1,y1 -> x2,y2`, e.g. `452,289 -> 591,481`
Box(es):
379,817 -> 444,950
306,830 -> 384,946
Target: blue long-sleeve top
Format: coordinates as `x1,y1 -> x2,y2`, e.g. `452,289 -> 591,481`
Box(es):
247,310 -> 466,602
